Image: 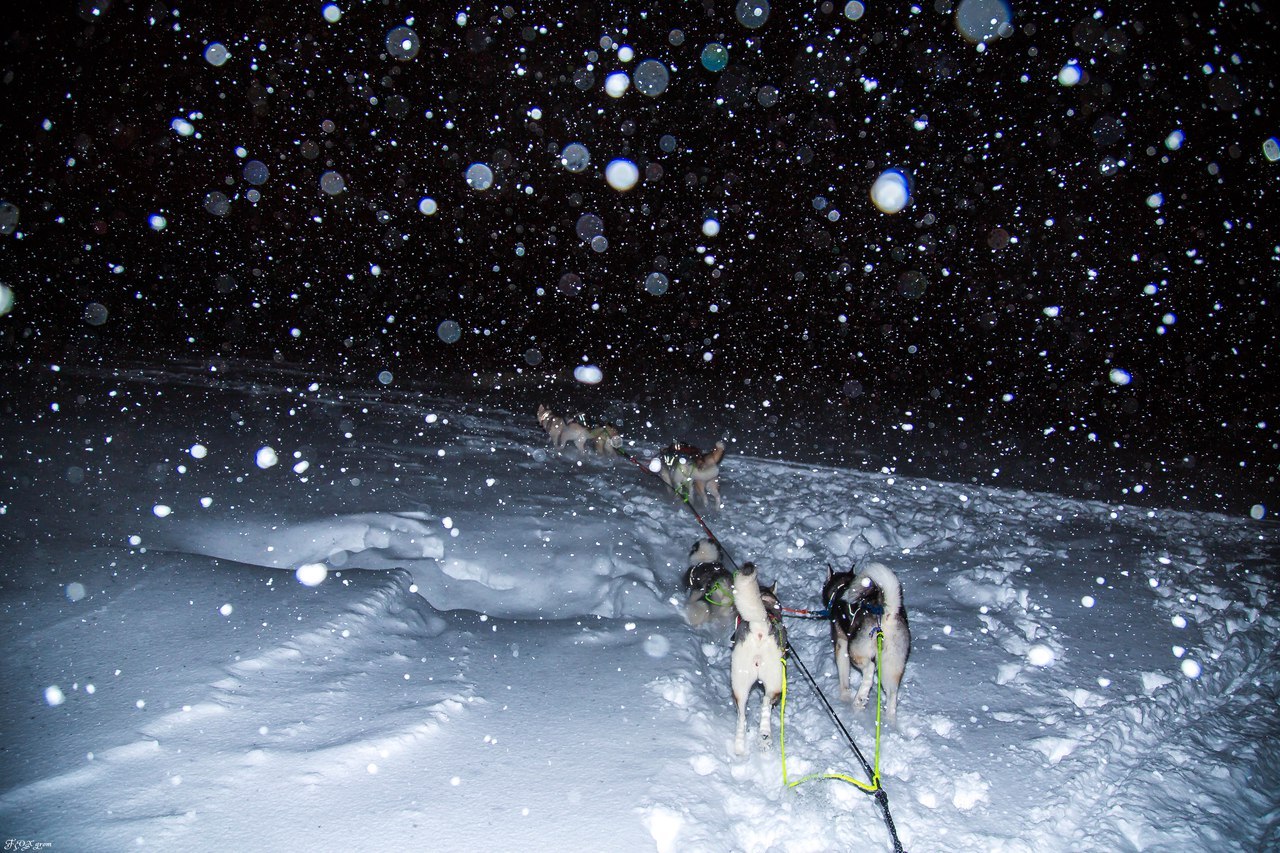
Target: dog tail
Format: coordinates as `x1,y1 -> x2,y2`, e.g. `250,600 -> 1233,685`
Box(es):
732,563 -> 770,626
856,562 -> 905,613
705,440 -> 726,465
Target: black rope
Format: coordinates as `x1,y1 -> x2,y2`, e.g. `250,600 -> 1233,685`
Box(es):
615,444 -> 731,559
786,640 -> 907,853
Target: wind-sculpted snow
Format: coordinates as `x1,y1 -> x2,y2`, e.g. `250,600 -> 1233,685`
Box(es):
0,362 -> 1275,851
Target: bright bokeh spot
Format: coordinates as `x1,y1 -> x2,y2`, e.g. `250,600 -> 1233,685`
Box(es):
204,43 -> 229,67
605,159 -> 640,191
574,364 -> 604,384
1027,645 -> 1055,667
604,71 -> 630,98
870,170 -> 910,214
296,563 -> 328,587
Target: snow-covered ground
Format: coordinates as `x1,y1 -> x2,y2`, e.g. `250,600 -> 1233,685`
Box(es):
1,360 -> 1276,852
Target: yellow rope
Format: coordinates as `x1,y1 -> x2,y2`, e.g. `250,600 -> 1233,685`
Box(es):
780,630 -> 884,793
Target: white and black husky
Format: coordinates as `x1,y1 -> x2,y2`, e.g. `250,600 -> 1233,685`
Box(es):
682,539 -> 735,628
822,561 -> 911,723
731,562 -> 787,755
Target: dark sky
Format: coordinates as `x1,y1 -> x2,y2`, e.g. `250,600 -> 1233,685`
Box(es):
0,0 -> 1276,512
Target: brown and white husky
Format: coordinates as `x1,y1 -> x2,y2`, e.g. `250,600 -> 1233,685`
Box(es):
535,404 -> 590,451
822,561 -> 911,723
587,422 -> 622,457
731,562 -> 787,755
654,440 -> 726,507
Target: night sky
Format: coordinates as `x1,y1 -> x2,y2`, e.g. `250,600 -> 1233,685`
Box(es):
0,1 -> 1276,513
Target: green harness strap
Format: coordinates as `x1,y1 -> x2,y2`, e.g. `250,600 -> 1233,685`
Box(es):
704,580 -> 734,608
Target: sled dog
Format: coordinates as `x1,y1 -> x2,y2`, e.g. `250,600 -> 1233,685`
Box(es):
587,422 -> 622,457
822,561 -> 911,723
535,404 -> 591,451
656,440 -> 726,507
682,539 -> 735,627
731,562 -> 787,755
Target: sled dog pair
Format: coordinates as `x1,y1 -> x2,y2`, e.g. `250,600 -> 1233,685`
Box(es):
682,539 -> 786,754
685,542 -> 912,752
822,561 -> 912,723
535,405 -> 620,456
655,441 -> 726,507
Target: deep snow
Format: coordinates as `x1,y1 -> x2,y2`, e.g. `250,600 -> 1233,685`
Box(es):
1,360 -> 1276,852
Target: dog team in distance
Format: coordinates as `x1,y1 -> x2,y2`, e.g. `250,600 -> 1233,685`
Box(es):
537,404 -> 911,751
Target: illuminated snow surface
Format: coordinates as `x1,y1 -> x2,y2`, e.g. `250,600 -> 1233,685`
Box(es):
0,362 -> 1275,852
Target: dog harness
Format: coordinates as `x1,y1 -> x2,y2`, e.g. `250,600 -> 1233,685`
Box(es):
829,578 -> 885,631
735,604 -> 788,652
704,579 -> 733,608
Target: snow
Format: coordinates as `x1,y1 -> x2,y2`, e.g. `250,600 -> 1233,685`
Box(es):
0,360 -> 1276,851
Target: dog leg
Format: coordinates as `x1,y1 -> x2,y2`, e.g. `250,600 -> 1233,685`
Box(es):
880,655 -> 905,723
733,689 -> 749,755
759,688 -> 777,743
707,477 -> 721,508
686,600 -> 708,627
852,654 -> 875,710
834,635 -> 852,703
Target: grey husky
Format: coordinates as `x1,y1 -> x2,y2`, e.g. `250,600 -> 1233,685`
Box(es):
822,561 -> 911,723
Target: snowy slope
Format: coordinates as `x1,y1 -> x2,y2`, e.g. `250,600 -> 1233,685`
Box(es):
0,360 -> 1276,852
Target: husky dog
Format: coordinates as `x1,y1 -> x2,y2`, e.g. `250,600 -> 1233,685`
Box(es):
822,562 -> 911,723
587,422 -> 622,457
731,563 -> 787,755
655,441 -> 726,507
682,539 -> 735,627
535,404 -> 591,451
